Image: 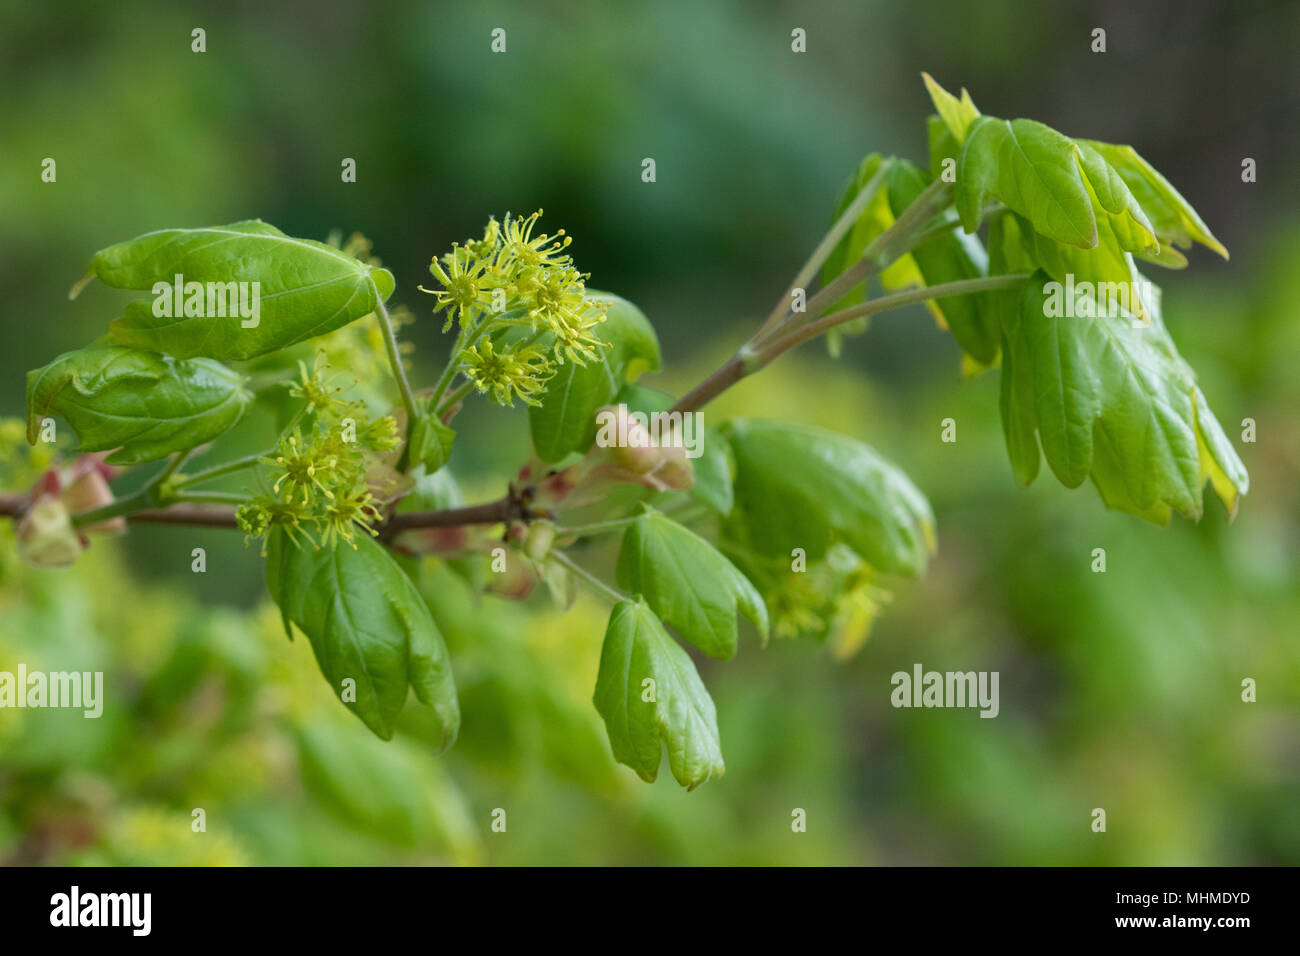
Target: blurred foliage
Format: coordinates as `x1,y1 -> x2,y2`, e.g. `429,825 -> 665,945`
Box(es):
1,0 -> 1297,864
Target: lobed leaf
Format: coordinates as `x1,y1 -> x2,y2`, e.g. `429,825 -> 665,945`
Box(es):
81,220 -> 395,361
592,599 -> 724,789
266,530 -> 460,744
616,505 -> 767,660
999,270 -> 1248,521
26,345 -> 251,464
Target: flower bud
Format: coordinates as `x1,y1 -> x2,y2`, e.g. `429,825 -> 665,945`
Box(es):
62,464 -> 125,535
599,404 -> 660,474
523,520 -> 556,563
653,446 -> 695,491
17,494 -> 84,568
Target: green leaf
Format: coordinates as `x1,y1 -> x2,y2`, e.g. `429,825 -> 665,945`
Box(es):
957,117 -> 1158,269
26,346 -> 251,464
721,419 -> 936,576
408,411 -> 456,473
592,599 -> 724,789
957,117 -> 1095,246
266,530 -> 460,744
885,159 -> 1000,364
81,220 -> 395,361
922,72 -> 980,144
822,154 -> 925,311
1079,140 -> 1229,260
927,115 -> 961,183
616,505 -> 767,660
528,291 -> 661,462
999,270 -> 1248,521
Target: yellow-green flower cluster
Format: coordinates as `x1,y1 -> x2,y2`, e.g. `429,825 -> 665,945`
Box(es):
419,211 -> 611,405
236,359 -> 399,553
460,338 -> 553,407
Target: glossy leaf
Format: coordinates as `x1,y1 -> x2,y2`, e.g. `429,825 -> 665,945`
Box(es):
957,117 -> 1158,257
26,346 -> 251,464
266,530 -> 460,744
721,419 -> 936,576
81,220 -> 396,361
616,505 -> 767,660
999,270 -> 1248,521
528,291 -> 661,462
593,599 -> 724,789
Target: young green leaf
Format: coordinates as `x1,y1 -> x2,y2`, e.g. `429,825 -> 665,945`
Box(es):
408,411 -> 456,473
593,599 -> 724,789
885,159 -> 1000,364
921,72 -> 981,144
266,530 -> 460,744
616,505 -> 767,660
1078,140 -> 1229,260
999,270 -> 1248,521
822,153 -> 925,312
957,116 -> 1159,263
721,419 -> 936,576
81,220 -> 396,361
26,346 -> 251,464
528,291 -> 661,462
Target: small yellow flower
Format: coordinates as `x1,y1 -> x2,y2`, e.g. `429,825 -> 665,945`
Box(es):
499,209 -> 572,272
263,430 -> 336,504
460,338 -> 554,407
419,243 -> 496,331
318,484 -> 382,549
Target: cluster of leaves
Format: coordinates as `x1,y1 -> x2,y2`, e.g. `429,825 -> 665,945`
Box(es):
821,74 -> 1247,523
11,75 -> 1249,791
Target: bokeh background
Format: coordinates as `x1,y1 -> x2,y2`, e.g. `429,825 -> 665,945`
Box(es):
1,0 -> 1297,864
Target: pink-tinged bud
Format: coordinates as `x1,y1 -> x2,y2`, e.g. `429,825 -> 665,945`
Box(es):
488,557 -> 536,601
653,447 -> 695,491
541,465 -> 579,503
597,404 -> 661,473
62,466 -> 125,535
611,436 -> 661,474
17,494 -> 85,568
34,468 -> 62,498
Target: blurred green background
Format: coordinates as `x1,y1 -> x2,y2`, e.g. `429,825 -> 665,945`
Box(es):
1,0 -> 1297,864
